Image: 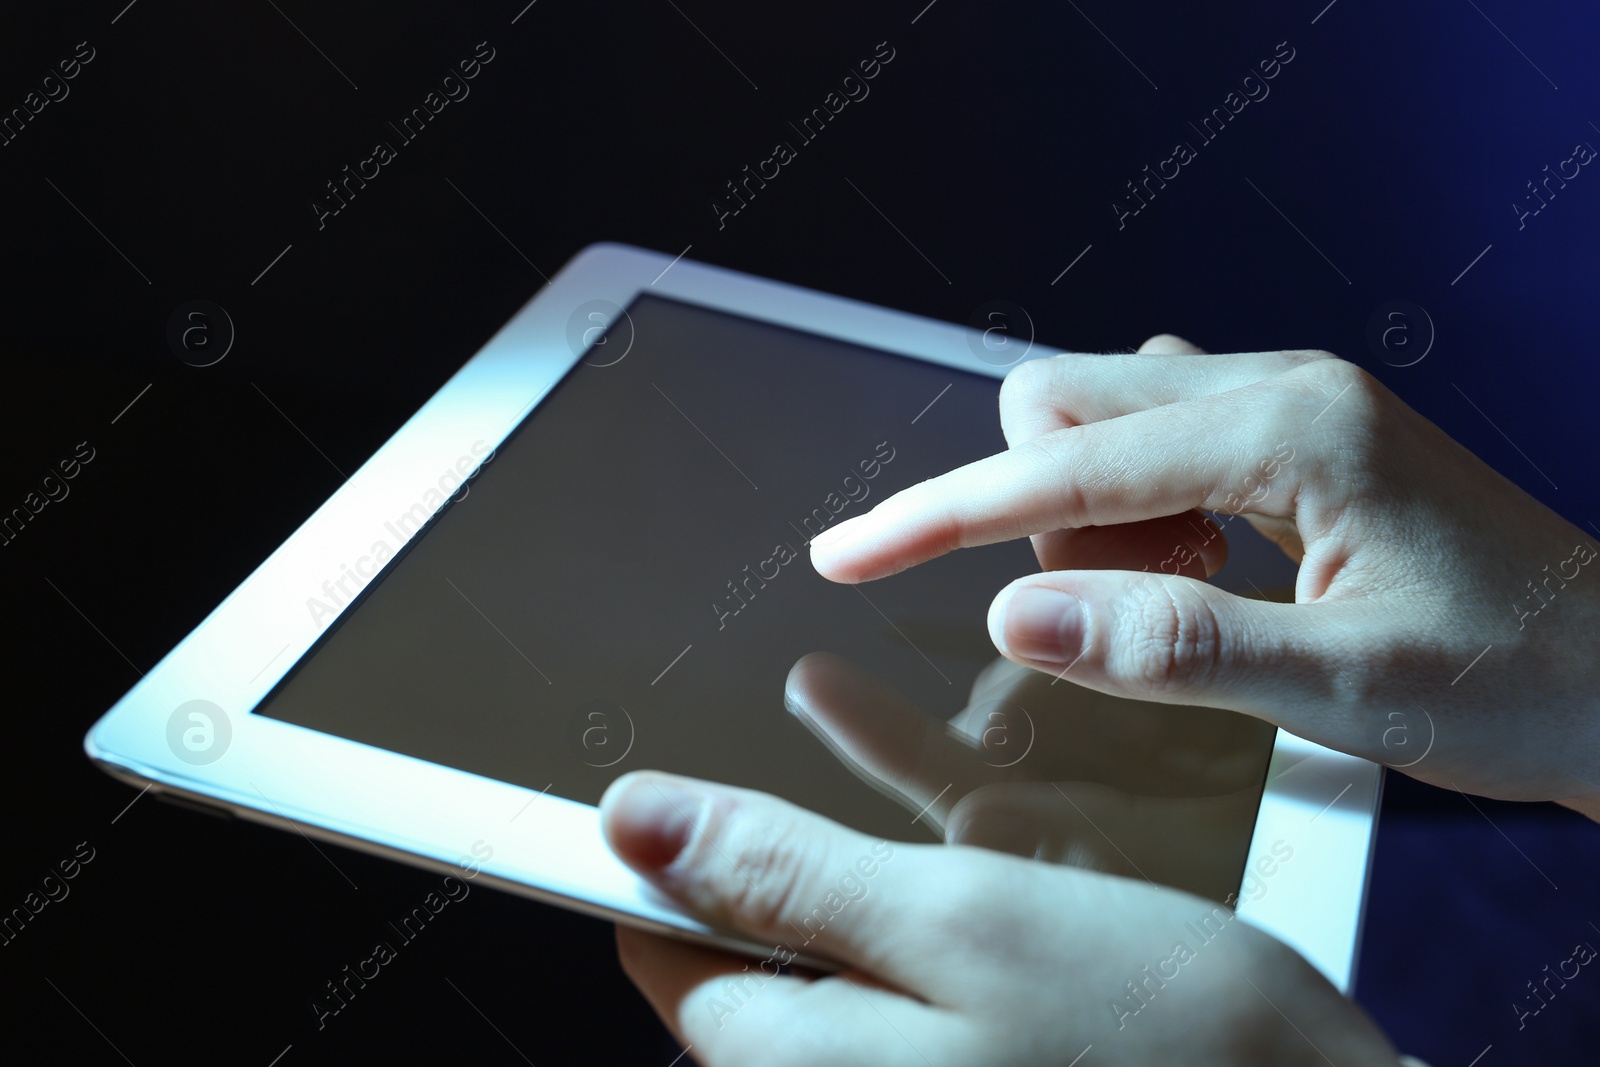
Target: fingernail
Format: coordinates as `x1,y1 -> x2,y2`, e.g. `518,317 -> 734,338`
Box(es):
997,586 -> 1084,666
605,776 -> 704,871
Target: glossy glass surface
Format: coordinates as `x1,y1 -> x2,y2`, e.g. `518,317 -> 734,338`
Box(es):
258,293 -> 1276,902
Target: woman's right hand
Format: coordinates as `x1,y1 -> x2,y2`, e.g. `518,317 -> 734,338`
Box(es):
808,337 -> 1600,817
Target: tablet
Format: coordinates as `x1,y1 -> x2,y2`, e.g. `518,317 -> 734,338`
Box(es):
84,242 -> 1382,989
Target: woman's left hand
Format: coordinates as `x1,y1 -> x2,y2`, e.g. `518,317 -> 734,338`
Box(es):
600,771 -> 1399,1067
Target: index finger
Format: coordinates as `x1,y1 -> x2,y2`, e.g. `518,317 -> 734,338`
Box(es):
809,383 -> 1305,583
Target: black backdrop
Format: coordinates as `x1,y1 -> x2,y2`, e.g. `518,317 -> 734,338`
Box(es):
2,2 -> 1598,1064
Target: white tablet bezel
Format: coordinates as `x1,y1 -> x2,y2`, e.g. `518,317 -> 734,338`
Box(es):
84,242 -> 1381,989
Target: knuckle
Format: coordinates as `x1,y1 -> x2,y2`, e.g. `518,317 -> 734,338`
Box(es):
1001,353 -> 1054,396
1289,355 -> 1381,412
999,355 -> 1062,425
1111,582 -> 1225,692
930,862 -> 995,920
1019,433 -> 1093,528
1277,358 -> 1389,467
698,806 -> 817,934
903,858 -> 1001,949
896,479 -> 968,556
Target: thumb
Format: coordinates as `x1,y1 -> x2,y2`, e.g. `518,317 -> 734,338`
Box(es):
986,570 -> 1347,726
599,772 -> 948,990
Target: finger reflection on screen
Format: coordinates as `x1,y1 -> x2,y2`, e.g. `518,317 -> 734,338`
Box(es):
783,651 -> 1275,903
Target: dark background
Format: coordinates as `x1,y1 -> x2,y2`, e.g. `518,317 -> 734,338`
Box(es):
2,1 -> 1598,1064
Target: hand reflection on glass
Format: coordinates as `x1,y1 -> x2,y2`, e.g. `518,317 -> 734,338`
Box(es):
783,651 -> 1276,902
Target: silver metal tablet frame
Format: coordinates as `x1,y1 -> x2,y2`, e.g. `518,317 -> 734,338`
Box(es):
84,242 -> 1382,990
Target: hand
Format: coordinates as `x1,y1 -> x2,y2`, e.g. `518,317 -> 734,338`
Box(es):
599,771 -> 1400,1066
808,337 -> 1600,815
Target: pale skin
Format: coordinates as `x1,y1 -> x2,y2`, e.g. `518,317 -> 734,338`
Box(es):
599,335 -> 1599,1065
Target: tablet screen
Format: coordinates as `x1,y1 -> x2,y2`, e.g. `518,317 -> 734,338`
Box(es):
257,293 -> 1277,903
